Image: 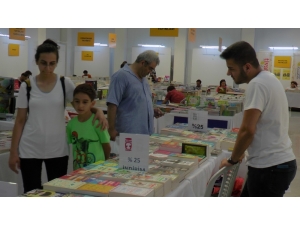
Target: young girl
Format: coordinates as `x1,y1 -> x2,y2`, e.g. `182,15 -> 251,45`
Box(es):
67,84 -> 111,170
216,79 -> 232,93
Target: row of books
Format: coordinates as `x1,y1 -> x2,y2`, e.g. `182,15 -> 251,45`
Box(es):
150,125 -> 238,154
34,152 -> 199,197
22,126 -> 239,197
0,130 -> 12,152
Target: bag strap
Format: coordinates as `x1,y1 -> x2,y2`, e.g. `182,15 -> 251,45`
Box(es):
24,79 -> 31,114
60,76 -> 66,108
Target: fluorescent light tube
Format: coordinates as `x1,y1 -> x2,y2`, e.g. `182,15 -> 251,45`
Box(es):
94,43 -> 108,46
138,44 -> 165,47
200,45 -> 227,49
0,34 -> 31,38
269,47 -> 298,50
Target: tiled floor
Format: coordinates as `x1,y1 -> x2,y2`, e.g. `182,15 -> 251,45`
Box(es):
284,111 -> 300,197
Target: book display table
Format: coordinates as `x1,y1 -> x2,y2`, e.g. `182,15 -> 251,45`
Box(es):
155,112 -> 244,134
286,91 -> 300,108
166,150 -> 247,197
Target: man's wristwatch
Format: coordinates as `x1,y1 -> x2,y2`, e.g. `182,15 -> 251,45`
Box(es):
227,157 -> 239,165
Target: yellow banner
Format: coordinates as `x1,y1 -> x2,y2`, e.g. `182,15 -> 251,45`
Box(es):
188,28 -> 196,43
9,28 -> 25,41
282,68 -> 291,80
8,44 -> 20,56
150,28 -> 179,37
273,68 -> 281,80
77,32 -> 94,46
108,33 -> 116,48
81,51 -> 93,61
274,56 -> 291,68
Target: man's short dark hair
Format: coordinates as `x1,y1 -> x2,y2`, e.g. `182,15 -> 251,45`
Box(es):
196,79 -> 201,83
83,70 -> 88,73
73,84 -> 96,101
167,85 -> 175,92
220,41 -> 259,68
24,70 -> 32,76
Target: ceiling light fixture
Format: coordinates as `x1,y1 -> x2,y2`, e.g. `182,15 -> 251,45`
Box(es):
138,44 -> 165,48
269,47 -> 298,50
200,45 -> 227,49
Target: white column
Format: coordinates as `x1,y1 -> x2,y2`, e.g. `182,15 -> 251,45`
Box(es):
241,28 -> 255,46
60,28 -> 74,76
37,28 -> 46,45
113,28 -> 127,74
173,28 -> 188,84
27,28 -> 46,75
239,28 -> 256,90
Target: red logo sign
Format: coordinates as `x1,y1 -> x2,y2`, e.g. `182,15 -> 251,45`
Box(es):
125,138 -> 132,151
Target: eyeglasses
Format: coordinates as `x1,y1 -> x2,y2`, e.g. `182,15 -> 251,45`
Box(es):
39,61 -> 57,68
143,61 -> 155,71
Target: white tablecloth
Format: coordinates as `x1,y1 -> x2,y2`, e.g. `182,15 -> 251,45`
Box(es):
286,92 -> 300,108
166,151 -> 248,197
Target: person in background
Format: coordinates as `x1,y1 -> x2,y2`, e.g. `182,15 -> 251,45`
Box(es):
216,79 -> 232,93
82,70 -> 92,78
219,41 -> 296,197
162,86 -> 186,104
286,81 -> 298,91
107,50 -> 164,141
120,61 -> 127,68
9,39 -> 108,193
149,70 -> 157,83
67,84 -> 111,170
194,79 -> 202,90
17,70 -> 32,87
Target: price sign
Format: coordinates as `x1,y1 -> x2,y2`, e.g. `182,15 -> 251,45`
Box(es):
188,110 -> 208,132
119,133 -> 149,172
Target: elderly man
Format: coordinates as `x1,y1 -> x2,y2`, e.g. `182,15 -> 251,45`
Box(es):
107,50 -> 164,140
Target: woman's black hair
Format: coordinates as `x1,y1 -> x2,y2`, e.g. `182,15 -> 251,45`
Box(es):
35,39 -> 60,62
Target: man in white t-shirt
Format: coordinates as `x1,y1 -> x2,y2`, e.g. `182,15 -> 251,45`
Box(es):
219,41 -> 297,197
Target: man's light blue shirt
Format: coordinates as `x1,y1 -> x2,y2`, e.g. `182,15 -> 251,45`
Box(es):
107,64 -> 154,135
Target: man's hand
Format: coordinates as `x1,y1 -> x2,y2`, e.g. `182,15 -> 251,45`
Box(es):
93,109 -> 108,130
219,153 -> 245,169
109,128 -> 119,141
9,153 -> 20,174
154,108 -> 165,118
219,158 -> 232,169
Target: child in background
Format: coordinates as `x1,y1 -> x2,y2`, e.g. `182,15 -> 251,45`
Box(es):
67,84 -> 111,170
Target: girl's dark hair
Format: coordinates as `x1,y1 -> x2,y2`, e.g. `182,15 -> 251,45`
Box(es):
291,81 -> 298,87
73,84 -> 96,101
35,39 -> 60,62
220,79 -> 226,86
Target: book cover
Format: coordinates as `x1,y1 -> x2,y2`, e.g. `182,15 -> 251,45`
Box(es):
109,185 -> 154,197
132,174 -> 172,196
124,180 -> 164,197
43,178 -> 85,189
22,189 -> 65,197
78,183 -> 117,196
